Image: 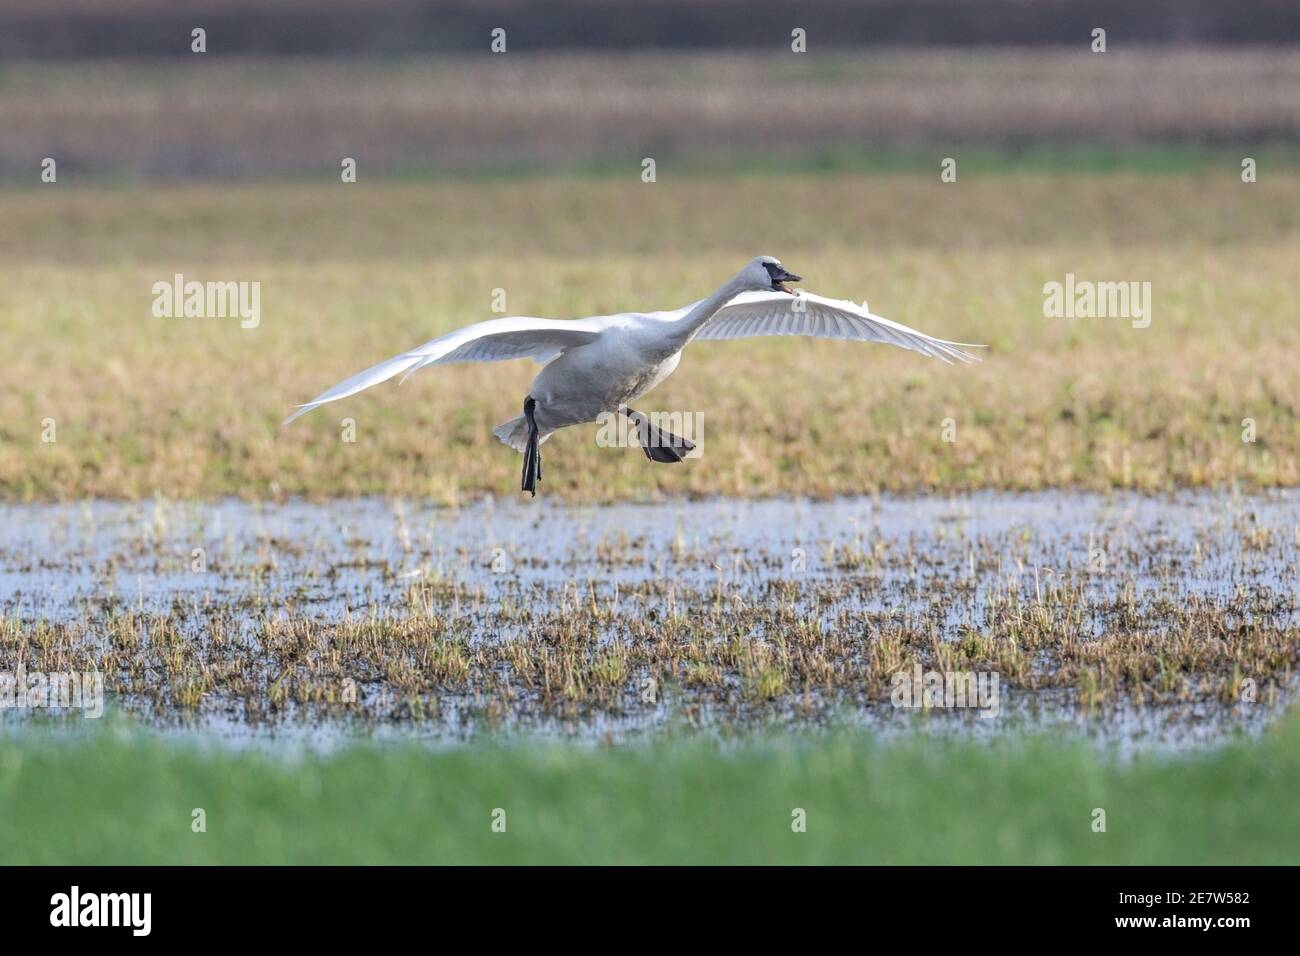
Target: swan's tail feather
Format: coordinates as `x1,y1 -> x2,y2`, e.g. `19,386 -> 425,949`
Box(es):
493,415 -> 554,453
492,415 -> 530,452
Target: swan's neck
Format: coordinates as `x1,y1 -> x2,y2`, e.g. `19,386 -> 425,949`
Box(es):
666,274 -> 748,350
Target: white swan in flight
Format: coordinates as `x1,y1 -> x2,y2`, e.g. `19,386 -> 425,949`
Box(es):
284,257 -> 982,495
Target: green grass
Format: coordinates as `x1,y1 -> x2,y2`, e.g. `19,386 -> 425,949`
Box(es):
3,717 -> 1299,864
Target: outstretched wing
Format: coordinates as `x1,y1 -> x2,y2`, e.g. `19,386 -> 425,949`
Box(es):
283,317 -> 602,425
696,291 -> 983,364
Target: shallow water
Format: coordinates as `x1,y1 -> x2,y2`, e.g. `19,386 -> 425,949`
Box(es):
1,490 -> 1297,752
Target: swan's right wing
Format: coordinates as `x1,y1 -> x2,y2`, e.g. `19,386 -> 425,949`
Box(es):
283,317 -> 602,425
697,291 -> 983,365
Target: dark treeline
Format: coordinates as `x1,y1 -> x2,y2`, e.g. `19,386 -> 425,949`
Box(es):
5,0 -> 1300,58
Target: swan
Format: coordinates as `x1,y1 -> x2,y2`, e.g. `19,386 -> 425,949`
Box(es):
283,256 -> 983,495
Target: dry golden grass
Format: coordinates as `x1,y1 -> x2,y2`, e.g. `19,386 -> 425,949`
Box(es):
1,169 -> 1298,502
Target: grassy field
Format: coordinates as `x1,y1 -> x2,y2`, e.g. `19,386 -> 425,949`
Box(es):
3,716 -> 1299,864
1,168 -> 1298,502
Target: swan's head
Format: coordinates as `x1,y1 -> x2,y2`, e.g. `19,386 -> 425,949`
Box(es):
745,255 -> 802,294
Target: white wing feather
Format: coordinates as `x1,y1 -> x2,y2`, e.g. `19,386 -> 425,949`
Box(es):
696,291 -> 983,364
283,317 -> 602,425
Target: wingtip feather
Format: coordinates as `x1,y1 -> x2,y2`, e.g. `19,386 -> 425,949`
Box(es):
281,404 -> 314,426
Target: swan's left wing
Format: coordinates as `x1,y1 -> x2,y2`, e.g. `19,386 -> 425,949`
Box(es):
697,291 -> 983,364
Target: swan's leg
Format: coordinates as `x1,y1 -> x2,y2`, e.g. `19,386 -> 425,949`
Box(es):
521,396 -> 541,496
622,407 -> 694,464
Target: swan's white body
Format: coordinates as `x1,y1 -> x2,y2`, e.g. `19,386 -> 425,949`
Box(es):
284,257 -> 982,489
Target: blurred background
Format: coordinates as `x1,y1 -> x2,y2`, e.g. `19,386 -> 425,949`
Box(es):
9,0 -> 1300,55
2,0 -> 1299,180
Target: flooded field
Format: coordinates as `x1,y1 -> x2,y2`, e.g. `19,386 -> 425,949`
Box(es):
1,491 -> 1297,750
